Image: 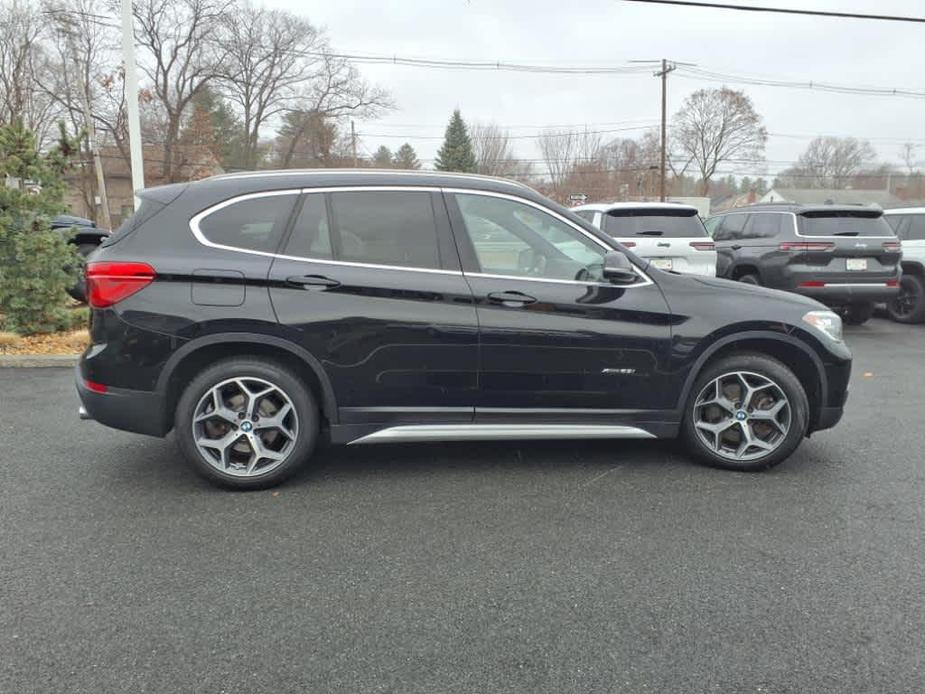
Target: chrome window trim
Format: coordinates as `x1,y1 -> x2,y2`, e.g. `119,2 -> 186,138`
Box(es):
444,187 -> 653,288
188,185 -> 653,286
188,186 -> 463,277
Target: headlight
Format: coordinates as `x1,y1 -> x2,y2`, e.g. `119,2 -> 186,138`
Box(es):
802,310 -> 843,342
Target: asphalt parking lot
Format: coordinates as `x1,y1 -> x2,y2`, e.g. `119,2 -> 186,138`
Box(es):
1,318 -> 924,693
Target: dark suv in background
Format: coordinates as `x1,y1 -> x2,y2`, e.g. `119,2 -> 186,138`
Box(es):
705,205 -> 901,325
77,171 -> 851,489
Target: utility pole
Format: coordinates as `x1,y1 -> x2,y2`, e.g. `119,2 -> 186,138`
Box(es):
351,120 -> 358,168
630,58 -> 694,201
121,0 -> 145,210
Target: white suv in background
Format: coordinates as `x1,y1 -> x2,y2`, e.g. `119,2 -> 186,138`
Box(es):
883,208 -> 925,323
573,202 -> 716,276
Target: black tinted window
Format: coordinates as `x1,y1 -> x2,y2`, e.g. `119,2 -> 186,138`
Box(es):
199,193 -> 296,252
329,191 -> 441,269
603,209 -> 708,238
799,211 -> 895,237
282,193 -> 332,259
743,213 -> 787,239
718,213 -> 748,240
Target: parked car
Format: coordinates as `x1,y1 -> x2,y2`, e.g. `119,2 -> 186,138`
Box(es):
51,215 -> 111,301
76,171 -> 851,489
705,204 -> 901,325
572,202 -> 716,276
883,208 -> 925,323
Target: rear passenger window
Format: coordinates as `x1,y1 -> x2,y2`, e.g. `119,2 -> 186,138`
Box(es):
282,194 -> 332,259
329,191 -> 441,269
198,193 -> 297,252
719,213 -> 748,240
743,213 -> 786,239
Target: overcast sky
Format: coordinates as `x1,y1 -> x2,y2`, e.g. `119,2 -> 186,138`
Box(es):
267,0 -> 925,180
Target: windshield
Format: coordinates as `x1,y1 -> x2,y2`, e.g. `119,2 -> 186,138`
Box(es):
603,209 -> 708,238
798,211 -> 896,237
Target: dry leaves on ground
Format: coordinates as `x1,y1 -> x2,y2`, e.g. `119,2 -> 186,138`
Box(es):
0,329 -> 89,356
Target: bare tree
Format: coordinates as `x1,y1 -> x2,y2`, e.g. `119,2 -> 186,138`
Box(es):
672,87 -> 767,195
0,0 -> 59,146
777,136 -> 877,188
133,0 -> 231,182
218,3 -> 319,169
539,127 -> 604,193
470,122 -> 517,176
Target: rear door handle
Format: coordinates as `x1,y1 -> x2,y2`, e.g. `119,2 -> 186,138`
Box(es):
286,274 -> 341,289
731,244 -> 742,250
487,290 -> 537,306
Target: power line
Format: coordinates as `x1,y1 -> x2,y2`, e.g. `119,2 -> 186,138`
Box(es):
357,124 -> 658,141
621,0 -> 925,23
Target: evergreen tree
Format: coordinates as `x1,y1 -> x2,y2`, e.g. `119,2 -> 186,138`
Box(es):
434,109 -> 477,173
393,143 -> 421,170
372,145 -> 393,168
0,123 -> 81,334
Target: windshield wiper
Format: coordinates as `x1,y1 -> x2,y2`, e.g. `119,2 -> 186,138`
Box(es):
832,231 -> 859,236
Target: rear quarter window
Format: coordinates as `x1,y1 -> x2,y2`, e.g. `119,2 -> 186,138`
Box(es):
197,192 -> 298,252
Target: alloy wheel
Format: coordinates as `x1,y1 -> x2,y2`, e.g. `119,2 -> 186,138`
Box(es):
192,377 -> 299,477
890,280 -> 919,318
692,371 -> 791,461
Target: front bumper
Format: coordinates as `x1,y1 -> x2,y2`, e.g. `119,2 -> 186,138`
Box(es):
75,365 -> 168,437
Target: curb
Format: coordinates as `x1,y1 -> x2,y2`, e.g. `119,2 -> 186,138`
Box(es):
0,354 -> 79,368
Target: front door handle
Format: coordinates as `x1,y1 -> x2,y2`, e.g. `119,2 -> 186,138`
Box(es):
730,244 -> 743,251
487,290 -> 537,306
286,274 -> 341,289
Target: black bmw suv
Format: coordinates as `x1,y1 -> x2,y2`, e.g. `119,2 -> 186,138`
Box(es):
705,204 -> 901,325
77,171 -> 851,489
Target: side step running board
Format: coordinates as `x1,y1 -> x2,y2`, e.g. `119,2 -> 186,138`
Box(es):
348,424 -> 656,445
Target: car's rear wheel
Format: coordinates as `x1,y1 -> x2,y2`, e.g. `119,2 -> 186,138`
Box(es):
887,274 -> 925,324
681,353 -> 809,472
738,273 -> 761,285
175,357 -> 319,489
842,301 -> 875,326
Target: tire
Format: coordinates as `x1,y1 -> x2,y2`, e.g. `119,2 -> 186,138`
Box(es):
842,301 -> 875,326
174,357 -> 319,489
738,273 -> 761,286
887,273 -> 925,324
67,243 -> 98,302
681,352 -> 809,472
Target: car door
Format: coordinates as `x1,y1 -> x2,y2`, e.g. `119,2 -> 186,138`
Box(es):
445,189 -> 674,418
268,187 -> 479,426
712,212 -> 748,278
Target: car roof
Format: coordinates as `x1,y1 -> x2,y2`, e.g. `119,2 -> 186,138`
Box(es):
710,203 -> 884,216
573,201 -> 699,213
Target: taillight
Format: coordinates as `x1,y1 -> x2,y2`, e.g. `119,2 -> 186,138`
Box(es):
798,281 -> 826,288
620,241 -> 637,249
86,261 -> 156,308
84,379 -> 108,394
689,241 -> 715,251
887,279 -> 899,287
882,240 -> 902,253
779,241 -> 835,252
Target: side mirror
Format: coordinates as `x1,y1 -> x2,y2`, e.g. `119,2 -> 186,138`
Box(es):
602,250 -> 638,284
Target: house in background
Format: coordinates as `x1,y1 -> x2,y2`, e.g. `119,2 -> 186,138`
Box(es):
760,188 -> 902,207
64,144 -> 223,229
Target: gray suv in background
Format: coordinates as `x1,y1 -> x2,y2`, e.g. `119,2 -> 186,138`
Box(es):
705,204 -> 901,325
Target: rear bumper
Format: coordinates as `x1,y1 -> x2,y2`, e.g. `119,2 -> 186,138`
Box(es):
794,282 -> 899,305
75,365 -> 168,437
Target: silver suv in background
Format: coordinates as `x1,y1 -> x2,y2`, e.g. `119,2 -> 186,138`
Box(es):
884,208 -> 925,323
572,202 -> 716,276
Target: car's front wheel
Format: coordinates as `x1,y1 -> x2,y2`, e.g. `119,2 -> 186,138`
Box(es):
887,274 -> 925,324
681,353 -> 809,472
175,357 -> 319,489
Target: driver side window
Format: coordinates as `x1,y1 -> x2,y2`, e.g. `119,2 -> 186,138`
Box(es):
455,193 -> 606,282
